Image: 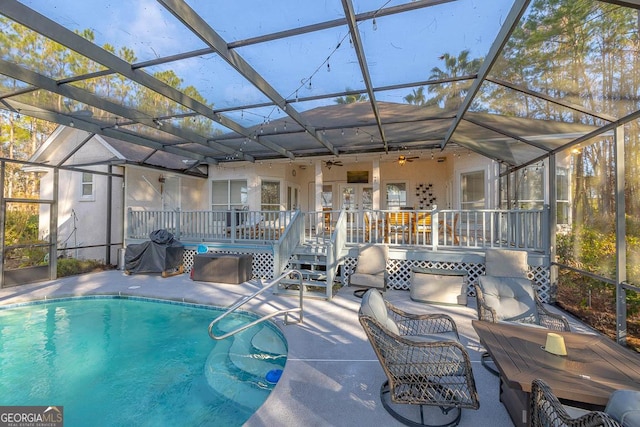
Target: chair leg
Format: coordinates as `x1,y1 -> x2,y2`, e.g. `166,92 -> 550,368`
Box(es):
379,380 -> 463,427
353,287 -> 386,299
353,288 -> 367,298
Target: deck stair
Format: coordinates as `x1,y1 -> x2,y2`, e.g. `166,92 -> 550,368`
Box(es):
277,239 -> 341,299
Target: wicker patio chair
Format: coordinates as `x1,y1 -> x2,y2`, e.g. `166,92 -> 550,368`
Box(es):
476,249 -> 570,331
358,289 -> 479,427
476,249 -> 570,376
531,379 -> 628,427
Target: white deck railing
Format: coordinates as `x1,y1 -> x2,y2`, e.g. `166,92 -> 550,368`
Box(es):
127,207 -> 547,251
126,208 -> 295,242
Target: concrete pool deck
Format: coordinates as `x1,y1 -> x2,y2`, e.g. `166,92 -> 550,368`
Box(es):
0,270 -> 598,427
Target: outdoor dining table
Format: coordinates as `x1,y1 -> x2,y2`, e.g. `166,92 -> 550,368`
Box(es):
472,320 -> 640,427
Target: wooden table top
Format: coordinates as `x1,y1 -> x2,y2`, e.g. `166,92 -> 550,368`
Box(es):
472,320 -> 640,407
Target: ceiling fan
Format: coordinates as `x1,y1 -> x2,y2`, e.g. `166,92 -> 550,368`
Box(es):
397,154 -> 419,166
324,160 -> 343,169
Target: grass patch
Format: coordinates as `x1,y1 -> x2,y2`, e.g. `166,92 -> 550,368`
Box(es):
57,258 -> 114,277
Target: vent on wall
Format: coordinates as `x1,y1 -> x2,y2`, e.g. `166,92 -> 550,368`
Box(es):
437,157 -> 447,163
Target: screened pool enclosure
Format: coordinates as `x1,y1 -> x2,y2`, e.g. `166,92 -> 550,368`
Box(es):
1,0 -> 640,346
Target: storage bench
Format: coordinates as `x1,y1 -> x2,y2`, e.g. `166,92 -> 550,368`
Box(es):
410,267 -> 468,305
191,253 -> 253,284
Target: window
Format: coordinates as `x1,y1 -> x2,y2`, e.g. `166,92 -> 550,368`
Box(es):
261,180 -> 280,211
321,185 -> 333,209
461,171 -> 485,209
515,166 -> 544,210
499,165 -> 568,222
386,183 -> 407,208
211,180 -> 247,210
81,172 -> 94,200
556,167 -> 570,224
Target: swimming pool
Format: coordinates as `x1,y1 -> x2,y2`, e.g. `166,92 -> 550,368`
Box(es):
0,296 -> 287,426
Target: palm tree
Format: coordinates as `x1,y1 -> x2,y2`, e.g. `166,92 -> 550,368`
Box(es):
334,88 -> 368,104
404,86 -> 427,106
424,50 -> 483,109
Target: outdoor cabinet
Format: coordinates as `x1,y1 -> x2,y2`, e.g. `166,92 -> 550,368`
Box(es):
191,253 -> 253,284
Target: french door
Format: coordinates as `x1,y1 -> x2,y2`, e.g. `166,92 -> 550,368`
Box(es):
339,184 -> 373,224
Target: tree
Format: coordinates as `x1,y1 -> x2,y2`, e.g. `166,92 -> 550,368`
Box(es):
404,86 -> 427,106
0,19 -> 213,200
334,88 -> 368,104
425,50 -> 483,110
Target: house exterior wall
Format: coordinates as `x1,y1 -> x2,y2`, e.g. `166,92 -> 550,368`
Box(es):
125,166 -> 207,211
452,153 -> 496,209
208,163 -> 302,210
379,155 -> 453,209
207,154 -> 500,212
36,134 -> 125,263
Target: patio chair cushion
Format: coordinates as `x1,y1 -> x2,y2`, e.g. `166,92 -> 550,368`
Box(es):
360,289 -> 400,335
484,249 -> 528,278
354,245 -> 388,275
406,331 -> 460,343
349,272 -> 385,289
606,389 -> 640,427
477,275 -> 540,324
410,267 -> 468,305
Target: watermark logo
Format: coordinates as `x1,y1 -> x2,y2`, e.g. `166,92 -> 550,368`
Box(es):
0,406 -> 63,427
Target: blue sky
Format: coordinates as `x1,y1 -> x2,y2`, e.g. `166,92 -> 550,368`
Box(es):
19,0 -> 515,127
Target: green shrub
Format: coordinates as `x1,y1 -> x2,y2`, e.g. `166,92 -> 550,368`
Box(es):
57,258 -> 104,277
557,224 -> 640,319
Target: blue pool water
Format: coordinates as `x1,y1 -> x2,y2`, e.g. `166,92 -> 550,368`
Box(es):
0,297 -> 287,426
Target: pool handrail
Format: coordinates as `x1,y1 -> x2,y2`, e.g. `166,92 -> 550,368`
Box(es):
208,269 -> 304,340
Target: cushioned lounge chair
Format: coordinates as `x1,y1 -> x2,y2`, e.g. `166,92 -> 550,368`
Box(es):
476,249 -> 570,375
476,249 -> 570,331
349,244 -> 388,298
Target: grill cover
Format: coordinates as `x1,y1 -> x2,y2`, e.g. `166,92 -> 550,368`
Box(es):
124,230 -> 184,274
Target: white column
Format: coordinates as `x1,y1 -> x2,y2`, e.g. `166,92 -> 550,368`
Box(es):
315,160 -> 323,212
315,160 -> 323,231
372,159 -> 380,209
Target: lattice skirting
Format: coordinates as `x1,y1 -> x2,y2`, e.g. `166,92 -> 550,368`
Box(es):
182,250 -> 551,302
342,257 -> 552,303
183,249 -> 274,280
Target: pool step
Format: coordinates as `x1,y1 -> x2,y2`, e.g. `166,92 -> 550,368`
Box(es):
251,325 -> 287,355
204,339 -> 271,409
228,326 -> 286,377
204,325 -> 286,407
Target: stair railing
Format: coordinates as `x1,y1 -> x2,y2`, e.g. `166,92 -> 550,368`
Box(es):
208,269 -> 304,340
324,209 -> 347,299
272,209 -> 304,278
